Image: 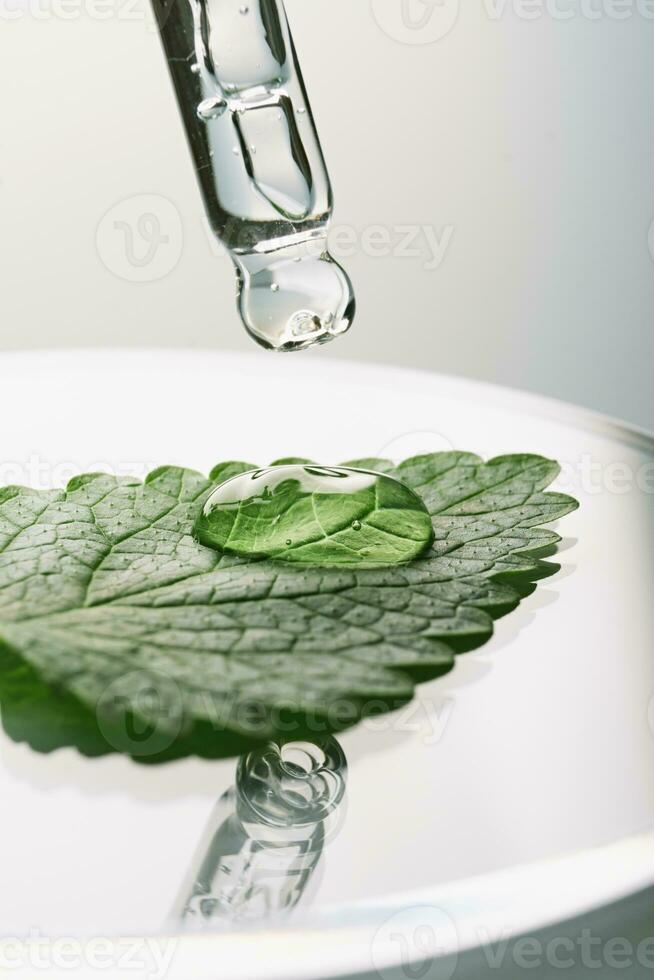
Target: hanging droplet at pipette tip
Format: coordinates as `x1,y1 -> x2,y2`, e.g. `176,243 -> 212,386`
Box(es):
151,0 -> 356,352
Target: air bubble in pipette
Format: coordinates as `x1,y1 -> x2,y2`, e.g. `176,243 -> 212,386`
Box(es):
152,0 -> 356,352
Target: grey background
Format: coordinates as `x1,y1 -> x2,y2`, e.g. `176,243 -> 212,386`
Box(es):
0,0 -> 652,429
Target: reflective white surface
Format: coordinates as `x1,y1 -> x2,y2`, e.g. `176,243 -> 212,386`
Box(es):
0,350 -> 652,977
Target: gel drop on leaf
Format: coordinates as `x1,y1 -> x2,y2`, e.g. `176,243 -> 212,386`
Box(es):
194,464 -> 434,566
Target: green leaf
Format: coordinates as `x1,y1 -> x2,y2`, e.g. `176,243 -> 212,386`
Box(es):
208,461 -> 257,483
194,464 -> 435,565
0,453 -> 578,761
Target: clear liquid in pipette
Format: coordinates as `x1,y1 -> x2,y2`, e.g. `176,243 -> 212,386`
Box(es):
152,0 -> 355,351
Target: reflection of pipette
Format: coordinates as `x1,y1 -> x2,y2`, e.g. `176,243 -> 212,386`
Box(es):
151,0 -> 355,351
173,737 -> 347,925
